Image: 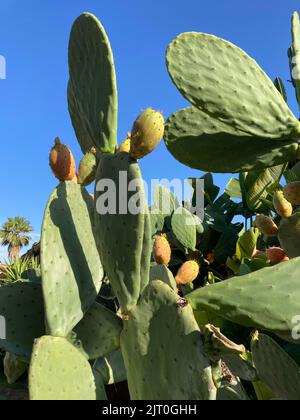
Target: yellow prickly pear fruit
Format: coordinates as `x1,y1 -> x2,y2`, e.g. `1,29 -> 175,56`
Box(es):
175,260 -> 200,285
283,181 -> 300,205
78,147 -> 97,186
72,172 -> 79,184
118,136 -> 131,153
130,108 -> 165,159
153,235 -> 171,265
255,214 -> 278,236
49,137 -> 76,181
273,191 -> 293,218
266,247 -> 289,264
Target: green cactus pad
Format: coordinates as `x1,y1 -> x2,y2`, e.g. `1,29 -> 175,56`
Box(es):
149,207 -> 164,236
164,107 -> 299,173
153,184 -> 179,217
94,350 -> 126,385
74,302 -> 122,360
187,257 -> 300,343
0,283 -> 44,359
252,334 -> 300,400
95,153 -> 151,313
166,32 -> 300,140
171,207 -> 197,251
121,280 -> 216,400
29,336 -> 101,400
149,264 -> 177,290
278,213 -> 300,258
41,181 -> 104,337
68,13 -> 118,154
290,12 -> 300,106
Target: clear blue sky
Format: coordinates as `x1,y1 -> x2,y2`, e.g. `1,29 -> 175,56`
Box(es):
0,0 -> 300,260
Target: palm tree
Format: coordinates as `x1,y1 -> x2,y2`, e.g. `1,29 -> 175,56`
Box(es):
0,217 -> 33,261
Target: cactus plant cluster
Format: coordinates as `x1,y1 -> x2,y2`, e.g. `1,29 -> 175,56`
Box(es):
2,11 -> 300,401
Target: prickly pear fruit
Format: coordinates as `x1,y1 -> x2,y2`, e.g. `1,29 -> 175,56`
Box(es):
72,173 -> 79,184
153,235 -> 171,265
130,108 -> 165,159
175,260 -> 200,285
273,191 -> 293,218
266,247 -> 289,264
118,138 -> 131,154
78,147 -> 97,186
49,137 -> 76,181
283,181 -> 300,205
255,214 -> 278,236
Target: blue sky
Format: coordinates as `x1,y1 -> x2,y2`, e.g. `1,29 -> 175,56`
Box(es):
0,0 -> 299,260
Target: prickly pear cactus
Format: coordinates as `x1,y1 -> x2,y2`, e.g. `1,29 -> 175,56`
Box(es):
278,213 -> 300,258
4,353 -> 28,385
74,302 -> 122,360
171,207 -> 197,251
289,12 -> 300,106
251,333 -> 300,400
187,257 -> 300,343
41,181 -> 104,337
29,336 -> 106,400
149,264 -> 177,290
121,280 -> 216,400
0,283 -> 44,359
94,153 -> 151,313
68,13 -> 118,154
94,350 -> 126,385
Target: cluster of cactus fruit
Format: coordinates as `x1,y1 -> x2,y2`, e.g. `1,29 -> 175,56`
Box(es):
2,11 -> 300,400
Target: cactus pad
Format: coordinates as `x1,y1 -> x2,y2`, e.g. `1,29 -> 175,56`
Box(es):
94,350 -> 126,385
187,257 -> 300,342
166,32 -> 300,140
278,213 -> 300,258
41,181 -> 104,337
29,336 -> 102,400
252,333 -> 300,400
121,280 -> 216,400
95,153 -> 151,313
171,207 -> 197,250
164,107 -> 299,173
74,302 -> 122,360
0,283 -> 44,359
68,13 -> 118,154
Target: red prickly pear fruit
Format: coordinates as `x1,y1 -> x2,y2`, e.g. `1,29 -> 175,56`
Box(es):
175,260 -> 200,285
266,247 -> 289,264
130,108 -> 165,159
78,147 -> 97,186
49,137 -> 76,181
273,191 -> 293,218
153,235 -> 171,265
283,181 -> 300,206
118,138 -> 131,153
255,214 -> 278,236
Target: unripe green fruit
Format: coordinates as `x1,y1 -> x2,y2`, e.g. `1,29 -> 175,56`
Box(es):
78,147 -> 97,186
273,191 -> 293,218
130,108 -> 165,159
283,181 -> 300,206
255,214 -> 278,236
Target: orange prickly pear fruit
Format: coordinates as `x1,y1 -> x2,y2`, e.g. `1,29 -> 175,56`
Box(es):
273,191 -> 293,218
283,181 -> 300,205
78,147 -> 97,186
130,108 -> 165,159
49,137 -> 76,181
255,214 -> 278,236
153,235 -> 171,265
266,247 -> 289,264
175,260 -> 200,285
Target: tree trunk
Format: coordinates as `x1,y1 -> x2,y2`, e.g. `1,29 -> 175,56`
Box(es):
8,246 -> 20,262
